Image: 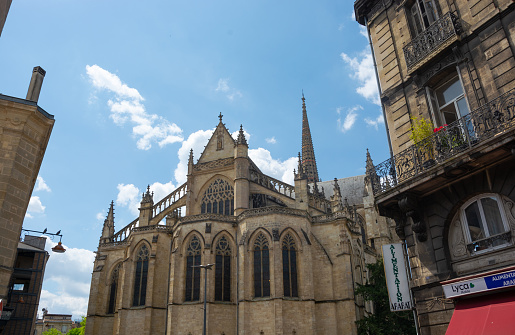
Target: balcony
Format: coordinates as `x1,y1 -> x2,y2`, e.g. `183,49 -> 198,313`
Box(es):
369,88 -> 515,196
403,12 -> 462,73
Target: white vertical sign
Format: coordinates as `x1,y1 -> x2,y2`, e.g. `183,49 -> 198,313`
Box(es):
382,243 -> 412,312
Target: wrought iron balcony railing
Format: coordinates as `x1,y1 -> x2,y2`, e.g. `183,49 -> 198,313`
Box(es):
403,12 -> 462,72
369,88 -> 515,195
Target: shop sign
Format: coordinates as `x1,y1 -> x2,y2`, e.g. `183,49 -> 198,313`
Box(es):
382,243 -> 412,312
443,269 -> 515,298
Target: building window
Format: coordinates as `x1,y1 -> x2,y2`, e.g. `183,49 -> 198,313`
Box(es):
408,0 -> 438,36
253,233 -> 270,298
215,236 -> 231,302
427,72 -> 470,126
200,179 -> 234,215
133,244 -> 149,306
108,263 -> 121,314
461,194 -> 510,252
282,234 -> 298,297
185,235 -> 202,301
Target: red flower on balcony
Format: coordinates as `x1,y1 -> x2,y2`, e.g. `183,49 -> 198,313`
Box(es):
433,124 -> 448,132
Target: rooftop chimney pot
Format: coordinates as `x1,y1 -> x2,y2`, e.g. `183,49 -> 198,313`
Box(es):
26,66 -> 46,103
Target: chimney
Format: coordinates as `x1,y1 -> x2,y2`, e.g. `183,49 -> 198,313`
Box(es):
26,66 -> 46,102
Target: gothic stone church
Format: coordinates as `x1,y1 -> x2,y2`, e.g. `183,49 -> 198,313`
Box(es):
85,98 -> 397,335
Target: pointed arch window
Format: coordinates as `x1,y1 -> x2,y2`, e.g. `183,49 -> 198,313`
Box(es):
185,235 -> 202,301
253,233 -> 270,298
108,263 -> 122,314
215,236 -> 231,302
282,234 -> 298,297
200,179 -> 234,215
133,244 -> 149,306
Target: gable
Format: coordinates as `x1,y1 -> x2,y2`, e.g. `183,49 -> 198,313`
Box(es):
197,121 -> 236,163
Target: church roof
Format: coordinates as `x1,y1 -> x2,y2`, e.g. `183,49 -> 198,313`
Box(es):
313,175 -> 365,206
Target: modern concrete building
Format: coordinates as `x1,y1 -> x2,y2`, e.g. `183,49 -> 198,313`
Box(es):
354,0 -> 515,333
85,98 -> 399,335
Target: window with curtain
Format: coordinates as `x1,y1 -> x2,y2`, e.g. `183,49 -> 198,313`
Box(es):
215,236 -> 231,302
185,235 -> 202,301
253,233 -> 270,298
282,234 -> 298,297
461,194 -> 509,252
108,263 -> 121,314
133,244 -> 149,306
200,179 -> 234,215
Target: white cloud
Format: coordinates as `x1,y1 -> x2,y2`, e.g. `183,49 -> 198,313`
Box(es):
340,49 -> 380,105
249,148 -> 297,185
215,78 -> 242,101
116,183 -> 141,216
149,181 -> 176,202
86,65 -> 183,150
365,112 -> 385,130
27,196 -> 45,215
265,137 -> 277,144
39,240 -> 95,319
359,25 -> 368,38
174,129 -> 214,184
337,106 -> 362,133
96,212 -> 104,221
35,176 -> 51,192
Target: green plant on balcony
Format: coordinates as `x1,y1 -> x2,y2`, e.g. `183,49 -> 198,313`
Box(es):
409,116 -> 435,167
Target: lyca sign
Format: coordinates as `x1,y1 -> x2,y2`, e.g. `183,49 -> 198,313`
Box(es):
443,269 -> 515,298
382,243 -> 412,312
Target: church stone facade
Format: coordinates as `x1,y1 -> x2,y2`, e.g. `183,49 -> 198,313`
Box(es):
85,98 -> 397,335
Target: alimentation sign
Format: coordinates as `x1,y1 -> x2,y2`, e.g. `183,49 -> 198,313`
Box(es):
443,269 -> 515,298
382,243 -> 412,312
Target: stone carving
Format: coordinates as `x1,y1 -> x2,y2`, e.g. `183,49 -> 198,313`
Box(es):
450,219 -> 467,259
237,206 -> 307,221
205,223 -> 212,233
272,228 -> 280,241
193,158 -> 234,172
398,195 -> 427,242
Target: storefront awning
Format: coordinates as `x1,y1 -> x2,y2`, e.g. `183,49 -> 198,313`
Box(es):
446,290 -> 515,334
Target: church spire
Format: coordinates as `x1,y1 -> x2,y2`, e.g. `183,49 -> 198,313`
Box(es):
101,201 -> 115,239
301,93 -> 320,183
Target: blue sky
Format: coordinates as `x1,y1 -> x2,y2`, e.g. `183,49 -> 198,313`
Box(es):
0,0 -> 387,319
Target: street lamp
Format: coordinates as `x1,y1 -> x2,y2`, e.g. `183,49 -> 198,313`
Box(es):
192,263 -> 214,335
21,228 -> 66,253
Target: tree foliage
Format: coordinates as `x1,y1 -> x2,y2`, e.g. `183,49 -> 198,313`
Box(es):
42,329 -> 62,335
66,316 -> 86,335
409,116 -> 434,144
355,259 -> 417,335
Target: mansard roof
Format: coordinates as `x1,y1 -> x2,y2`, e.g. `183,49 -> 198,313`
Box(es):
313,175 -> 365,206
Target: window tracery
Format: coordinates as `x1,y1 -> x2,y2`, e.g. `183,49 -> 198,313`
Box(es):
215,236 -> 231,301
282,234 -> 298,297
201,179 -> 234,215
108,263 -> 121,314
253,233 -> 270,298
133,244 -> 149,306
185,235 -> 202,301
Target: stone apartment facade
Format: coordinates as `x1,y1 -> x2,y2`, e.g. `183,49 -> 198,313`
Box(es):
355,0 -> 515,333
85,98 -> 398,335
0,67 -> 54,332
